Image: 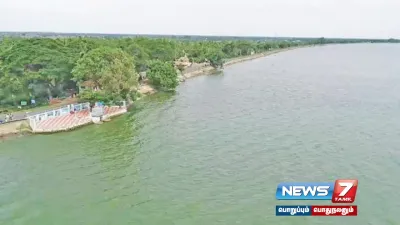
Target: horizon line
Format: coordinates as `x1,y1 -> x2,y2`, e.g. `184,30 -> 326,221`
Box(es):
0,31 -> 397,40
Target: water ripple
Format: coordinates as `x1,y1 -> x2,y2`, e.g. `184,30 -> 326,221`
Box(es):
1,44 -> 400,225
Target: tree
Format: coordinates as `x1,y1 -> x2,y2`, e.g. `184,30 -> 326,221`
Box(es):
72,47 -> 139,101
125,43 -> 150,72
205,49 -> 225,69
146,60 -> 178,90
0,38 -> 79,100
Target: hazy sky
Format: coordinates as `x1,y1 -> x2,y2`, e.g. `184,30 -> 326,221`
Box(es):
0,0 -> 399,38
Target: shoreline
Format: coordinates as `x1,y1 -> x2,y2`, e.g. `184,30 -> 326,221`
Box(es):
0,120 -> 32,141
138,45 -> 309,95
0,46 -> 306,139
183,46 -> 304,79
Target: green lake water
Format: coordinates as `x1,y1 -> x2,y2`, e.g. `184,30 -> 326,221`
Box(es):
1,44 -> 400,225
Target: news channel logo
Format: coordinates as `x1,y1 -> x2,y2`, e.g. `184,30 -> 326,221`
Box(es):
275,179 -> 359,217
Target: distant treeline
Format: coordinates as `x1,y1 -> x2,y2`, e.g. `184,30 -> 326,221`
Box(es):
0,35 -> 398,108
1,32 -> 399,43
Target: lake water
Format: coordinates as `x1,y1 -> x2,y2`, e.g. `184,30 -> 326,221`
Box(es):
1,44 -> 400,225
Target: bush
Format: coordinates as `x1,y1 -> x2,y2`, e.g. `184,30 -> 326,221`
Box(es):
78,89 -> 109,104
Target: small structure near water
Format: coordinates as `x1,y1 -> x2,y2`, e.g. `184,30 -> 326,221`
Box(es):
27,101 -> 127,133
91,104 -> 105,124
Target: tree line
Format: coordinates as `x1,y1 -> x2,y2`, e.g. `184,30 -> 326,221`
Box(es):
0,36 -> 396,108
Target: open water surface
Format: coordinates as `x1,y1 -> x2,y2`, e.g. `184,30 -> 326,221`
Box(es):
1,44 -> 400,225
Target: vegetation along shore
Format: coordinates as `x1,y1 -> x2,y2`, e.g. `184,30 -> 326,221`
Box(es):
0,35 -> 398,138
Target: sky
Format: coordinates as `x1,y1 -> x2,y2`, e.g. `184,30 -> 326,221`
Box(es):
0,0 -> 399,39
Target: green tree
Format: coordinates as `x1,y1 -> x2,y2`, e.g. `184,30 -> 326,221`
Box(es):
125,43 -> 150,72
146,60 -> 178,90
72,47 -> 139,101
0,38 -> 79,100
206,49 -> 225,69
